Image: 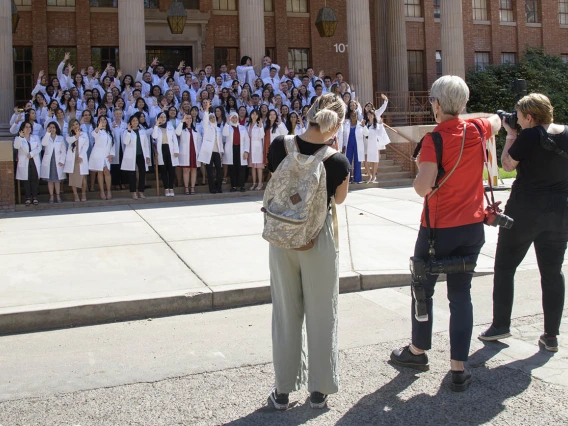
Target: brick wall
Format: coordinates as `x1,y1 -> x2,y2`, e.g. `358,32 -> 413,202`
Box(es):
0,141 -> 16,212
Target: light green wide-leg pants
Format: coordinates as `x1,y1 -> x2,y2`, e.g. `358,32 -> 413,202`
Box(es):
269,214 -> 339,395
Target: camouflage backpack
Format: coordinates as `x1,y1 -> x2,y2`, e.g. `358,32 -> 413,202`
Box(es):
262,135 -> 337,251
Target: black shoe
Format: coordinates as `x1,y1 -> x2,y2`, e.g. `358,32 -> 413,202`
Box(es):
478,325 -> 512,341
269,388 -> 289,410
390,345 -> 429,371
230,187 -> 237,192
209,189 -> 217,194
450,369 -> 472,392
217,188 -> 223,194
240,187 -> 246,192
539,334 -> 559,352
309,392 -> 328,409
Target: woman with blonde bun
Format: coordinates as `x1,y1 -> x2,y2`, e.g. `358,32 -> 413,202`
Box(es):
266,93 -> 350,411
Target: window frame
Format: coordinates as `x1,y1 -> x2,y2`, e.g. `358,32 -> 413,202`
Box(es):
501,52 -> 516,64
472,0 -> 488,21
525,0 -> 540,23
286,0 -> 308,13
560,0 -> 568,25
89,0 -> 117,6
474,51 -> 490,71
91,47 -> 120,72
13,47 -> 34,107
144,0 -> 159,8
47,47 -> 77,79
404,0 -> 422,18
499,0 -> 515,22
14,0 -> 32,5
407,50 -> 425,92
435,51 -> 442,78
264,0 -> 273,12
47,0 -> 76,5
288,48 -> 310,74
433,0 -> 440,18
214,47 -> 240,75
212,0 -> 237,10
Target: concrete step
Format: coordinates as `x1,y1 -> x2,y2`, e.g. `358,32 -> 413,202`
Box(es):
375,164 -> 402,173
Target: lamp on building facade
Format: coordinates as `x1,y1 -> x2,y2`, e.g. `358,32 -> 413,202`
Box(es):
167,0 -> 187,35
12,0 -> 20,34
315,4 -> 337,37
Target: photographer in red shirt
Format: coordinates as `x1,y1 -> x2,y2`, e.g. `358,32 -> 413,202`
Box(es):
390,76 -> 501,391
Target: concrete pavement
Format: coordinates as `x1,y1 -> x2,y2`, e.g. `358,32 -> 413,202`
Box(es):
1,180 -> 564,334
0,269 -> 566,425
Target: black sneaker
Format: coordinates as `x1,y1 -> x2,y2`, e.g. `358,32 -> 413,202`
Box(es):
240,187 -> 246,192
450,369 -> 472,392
309,392 -> 328,409
230,187 -> 237,192
478,325 -> 512,341
269,388 -> 289,410
539,334 -> 559,352
390,345 -> 429,371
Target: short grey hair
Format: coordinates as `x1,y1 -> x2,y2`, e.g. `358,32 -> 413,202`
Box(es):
429,75 -> 470,116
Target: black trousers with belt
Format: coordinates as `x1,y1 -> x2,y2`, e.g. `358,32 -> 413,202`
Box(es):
228,144 -> 245,189
492,191 -> 568,336
159,144 -> 176,190
206,152 -> 223,193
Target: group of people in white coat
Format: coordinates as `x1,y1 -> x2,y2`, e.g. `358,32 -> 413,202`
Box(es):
12,52 -> 389,204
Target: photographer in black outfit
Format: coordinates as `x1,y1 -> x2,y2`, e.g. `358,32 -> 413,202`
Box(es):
480,94 -> 568,353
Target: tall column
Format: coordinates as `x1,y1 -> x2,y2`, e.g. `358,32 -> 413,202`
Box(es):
0,0 -> 14,133
387,0 -> 408,94
375,0 -> 389,92
239,0 -> 265,75
441,0 -> 465,78
118,0 -> 146,77
346,0 -> 374,105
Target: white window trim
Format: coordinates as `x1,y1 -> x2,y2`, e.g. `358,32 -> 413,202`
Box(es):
406,17 -> 425,22
473,20 -> 491,25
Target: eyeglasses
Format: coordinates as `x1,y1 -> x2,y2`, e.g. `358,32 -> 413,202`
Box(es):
428,96 -> 437,105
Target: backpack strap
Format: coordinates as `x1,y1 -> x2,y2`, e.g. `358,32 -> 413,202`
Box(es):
430,131 -> 445,187
313,145 -> 337,163
284,135 -> 298,155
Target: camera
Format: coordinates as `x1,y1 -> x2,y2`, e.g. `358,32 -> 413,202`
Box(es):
496,110 -> 518,128
410,255 -> 477,322
484,203 -> 514,229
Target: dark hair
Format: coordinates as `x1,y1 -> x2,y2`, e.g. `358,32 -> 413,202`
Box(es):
190,106 -> 202,123
249,108 -> 261,127
97,115 -> 114,145
167,106 -> 178,119
240,56 -> 252,66
366,109 -> 378,129
96,105 -> 107,117
151,85 -> 162,97
225,95 -> 238,114
18,121 -> 31,133
265,109 -> 279,134
214,106 -> 227,126
45,120 -> 62,136
81,109 -> 96,127
324,75 -> 332,81
286,112 -> 299,135
74,72 -> 85,88
33,92 -> 46,109
128,113 -> 141,127
92,88 -> 101,100
135,98 -> 149,113
122,74 -> 134,88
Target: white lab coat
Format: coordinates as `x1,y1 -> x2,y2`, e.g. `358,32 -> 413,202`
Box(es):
236,65 -> 256,87
10,120 -> 44,139
267,122 -> 288,144
88,129 -> 114,171
110,121 -> 127,165
374,99 -> 391,150
121,129 -> 151,172
342,122 -> 368,162
197,113 -> 224,164
63,133 -> 90,175
260,63 -> 280,80
44,118 -> 68,138
222,124 -> 250,166
40,134 -> 67,180
176,122 -> 202,167
152,126 -> 180,167
56,61 -> 72,90
248,124 -> 265,164
13,135 -> 42,180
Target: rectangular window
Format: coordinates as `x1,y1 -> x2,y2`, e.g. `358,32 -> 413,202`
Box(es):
561,54 -> 568,63
525,0 -> 539,23
14,0 -> 32,5
407,50 -> 424,91
89,0 -> 117,6
434,0 -> 440,18
264,0 -> 273,12
265,47 -> 275,62
14,47 -> 33,106
146,47 -> 193,72
499,0 -> 515,22
91,47 -> 119,72
501,52 -> 516,64
144,0 -> 159,8
435,51 -> 442,78
473,0 -> 488,20
474,52 -> 490,70
560,0 -> 568,24
214,47 -> 240,74
182,0 -> 199,8
48,47 -> 77,78
288,48 -> 309,73
404,0 -> 422,18
212,0 -> 237,10
286,0 -> 307,13
47,0 -> 75,5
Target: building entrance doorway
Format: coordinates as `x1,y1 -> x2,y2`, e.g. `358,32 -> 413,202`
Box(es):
146,47 -> 193,72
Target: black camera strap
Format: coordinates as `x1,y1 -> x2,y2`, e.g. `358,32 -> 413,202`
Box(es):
423,126 -> 467,258
536,125 -> 568,160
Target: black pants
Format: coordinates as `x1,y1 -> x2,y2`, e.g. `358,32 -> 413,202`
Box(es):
128,154 -> 146,193
206,152 -> 223,193
493,191 -> 568,336
229,144 -> 245,188
111,144 -> 128,186
23,161 -> 39,199
159,144 -> 175,190
412,222 -> 485,361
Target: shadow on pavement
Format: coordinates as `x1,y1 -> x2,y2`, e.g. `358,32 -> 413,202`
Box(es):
334,342 -> 555,426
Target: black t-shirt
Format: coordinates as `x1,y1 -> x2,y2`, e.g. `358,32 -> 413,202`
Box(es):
267,135 -> 351,204
509,125 -> 568,194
